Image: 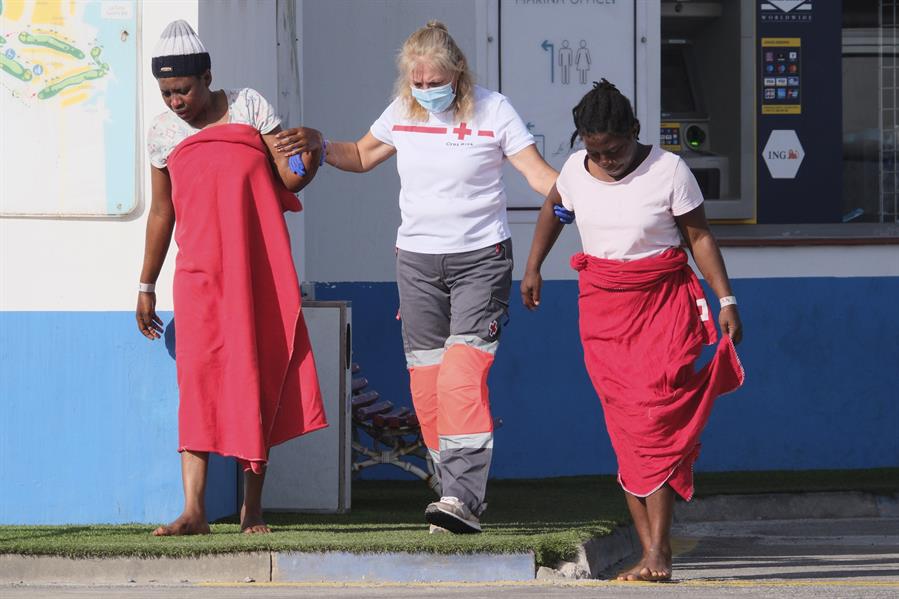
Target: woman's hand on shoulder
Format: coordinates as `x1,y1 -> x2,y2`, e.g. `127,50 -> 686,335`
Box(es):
520,269 -> 543,311
274,127 -> 322,157
136,292 -> 164,340
719,305 -> 742,345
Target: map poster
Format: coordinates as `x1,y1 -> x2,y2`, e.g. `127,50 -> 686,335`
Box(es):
1,0 -> 138,217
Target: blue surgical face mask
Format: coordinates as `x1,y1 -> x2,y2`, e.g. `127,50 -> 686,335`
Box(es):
410,82 -> 455,113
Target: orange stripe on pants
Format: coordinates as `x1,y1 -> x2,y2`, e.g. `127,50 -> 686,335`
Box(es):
409,364 -> 440,451
436,344 -> 494,436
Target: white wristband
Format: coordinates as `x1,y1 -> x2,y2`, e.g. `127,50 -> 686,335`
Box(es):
719,295 -> 737,308
138,282 -> 156,293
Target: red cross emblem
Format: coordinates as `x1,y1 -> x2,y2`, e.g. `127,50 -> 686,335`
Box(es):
453,122 -> 473,140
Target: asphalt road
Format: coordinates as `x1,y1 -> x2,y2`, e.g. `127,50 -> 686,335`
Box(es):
4,517 -> 898,598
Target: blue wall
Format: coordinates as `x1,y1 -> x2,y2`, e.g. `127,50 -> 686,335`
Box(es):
0,312 -> 236,525
317,276 -> 899,479
2,276 -> 897,523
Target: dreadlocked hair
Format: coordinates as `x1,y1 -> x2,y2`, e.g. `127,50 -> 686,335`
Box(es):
569,78 -> 640,148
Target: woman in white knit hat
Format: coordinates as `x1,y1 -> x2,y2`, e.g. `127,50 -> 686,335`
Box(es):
137,20 -> 328,536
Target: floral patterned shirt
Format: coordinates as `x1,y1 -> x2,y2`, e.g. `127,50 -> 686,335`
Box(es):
147,88 -> 280,169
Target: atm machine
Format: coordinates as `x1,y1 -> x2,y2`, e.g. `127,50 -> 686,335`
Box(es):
659,0 -> 753,219
659,39 -> 730,200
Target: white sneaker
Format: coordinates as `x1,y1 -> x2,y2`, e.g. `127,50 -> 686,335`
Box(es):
428,524 -> 450,534
424,496 -> 482,534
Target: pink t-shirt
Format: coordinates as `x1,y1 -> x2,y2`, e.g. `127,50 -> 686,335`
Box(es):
556,147 -> 704,261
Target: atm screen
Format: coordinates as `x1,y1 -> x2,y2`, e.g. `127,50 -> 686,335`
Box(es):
661,44 -> 699,117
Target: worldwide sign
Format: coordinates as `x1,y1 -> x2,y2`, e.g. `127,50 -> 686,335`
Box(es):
760,0 -> 813,22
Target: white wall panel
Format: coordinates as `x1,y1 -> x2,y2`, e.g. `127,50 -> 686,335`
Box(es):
0,1 -> 199,311
298,0 -> 482,283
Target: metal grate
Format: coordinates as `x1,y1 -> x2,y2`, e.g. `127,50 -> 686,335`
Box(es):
880,0 -> 899,222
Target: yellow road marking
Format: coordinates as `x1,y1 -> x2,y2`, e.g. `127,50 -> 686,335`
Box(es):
681,580 -> 899,588
199,580 -> 899,589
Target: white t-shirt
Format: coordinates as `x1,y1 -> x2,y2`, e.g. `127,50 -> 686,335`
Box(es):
370,85 -> 534,254
556,147 -> 704,261
147,87 -> 281,169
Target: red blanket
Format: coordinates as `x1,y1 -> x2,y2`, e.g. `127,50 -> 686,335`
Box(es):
572,248 -> 744,500
167,124 -> 327,473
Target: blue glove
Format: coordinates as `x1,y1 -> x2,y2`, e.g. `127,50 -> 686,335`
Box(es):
554,204 -> 575,224
288,154 -> 306,177
288,140 -> 327,176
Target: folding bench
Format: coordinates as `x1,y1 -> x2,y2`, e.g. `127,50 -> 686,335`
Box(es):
350,364 -> 440,494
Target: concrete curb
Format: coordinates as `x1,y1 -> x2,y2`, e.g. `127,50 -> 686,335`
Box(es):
0,553 -> 270,585
273,551 -> 535,582
537,524 -> 639,580
675,491 -> 899,522
0,550 -> 534,584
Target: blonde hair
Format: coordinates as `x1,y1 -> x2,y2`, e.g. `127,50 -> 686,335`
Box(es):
393,21 -> 475,122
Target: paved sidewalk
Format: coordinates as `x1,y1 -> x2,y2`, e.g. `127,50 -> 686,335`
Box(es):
670,517 -> 899,582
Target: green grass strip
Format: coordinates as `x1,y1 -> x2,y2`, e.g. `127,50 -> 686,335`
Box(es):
0,470 -> 894,567
0,477 -> 629,566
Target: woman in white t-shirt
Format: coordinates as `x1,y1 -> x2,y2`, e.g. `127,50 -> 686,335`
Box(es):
522,80 -> 744,582
276,21 -> 558,534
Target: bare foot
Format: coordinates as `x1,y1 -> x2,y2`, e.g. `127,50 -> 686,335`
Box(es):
240,505 -> 271,534
640,545 -> 672,582
152,513 -> 210,536
616,558 -> 648,581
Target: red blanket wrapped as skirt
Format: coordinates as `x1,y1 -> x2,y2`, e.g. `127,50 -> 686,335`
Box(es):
571,248 -> 744,500
167,124 -> 327,473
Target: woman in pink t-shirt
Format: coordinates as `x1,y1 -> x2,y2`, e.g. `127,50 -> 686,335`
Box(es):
522,80 -> 744,582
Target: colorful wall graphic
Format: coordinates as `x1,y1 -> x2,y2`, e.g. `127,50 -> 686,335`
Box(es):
1,0 -> 138,216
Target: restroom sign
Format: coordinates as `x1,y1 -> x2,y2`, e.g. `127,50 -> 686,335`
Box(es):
762,129 -> 805,179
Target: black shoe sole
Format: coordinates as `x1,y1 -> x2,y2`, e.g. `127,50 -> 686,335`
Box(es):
424,504 -> 482,534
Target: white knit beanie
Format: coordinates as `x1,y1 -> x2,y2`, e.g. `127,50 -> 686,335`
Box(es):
151,20 -> 211,79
